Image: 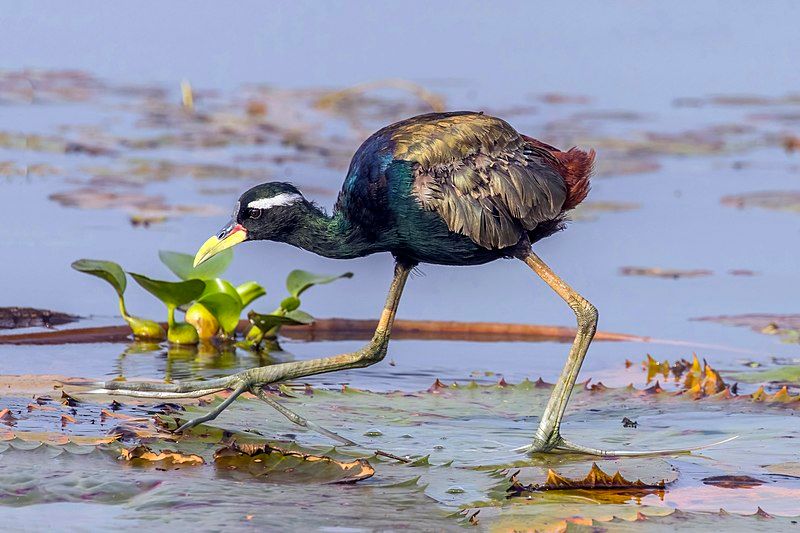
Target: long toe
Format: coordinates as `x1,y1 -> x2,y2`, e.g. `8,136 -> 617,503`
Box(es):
519,435 -> 740,457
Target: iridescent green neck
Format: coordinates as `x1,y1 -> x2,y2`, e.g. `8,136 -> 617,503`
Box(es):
282,204 -> 382,259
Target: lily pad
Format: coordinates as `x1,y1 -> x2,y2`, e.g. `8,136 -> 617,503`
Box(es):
213,441 -> 374,484
0,307 -> 78,330
619,266 -> 713,279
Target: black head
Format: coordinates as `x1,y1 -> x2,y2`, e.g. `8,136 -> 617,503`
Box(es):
193,182 -> 308,266
235,182 -> 308,241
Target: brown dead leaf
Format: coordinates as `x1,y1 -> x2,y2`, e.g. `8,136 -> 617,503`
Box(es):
214,441 -> 374,484
0,429 -> 119,446
0,408 -> 18,425
692,314 -> 800,339
0,307 -> 78,329
702,475 -> 765,489
620,266 -> 713,279
60,391 -> 79,406
119,444 -> 203,467
784,135 -> 800,153
100,409 -> 148,421
765,462 -> 800,478
509,462 -> 670,493
641,355 -> 800,403
26,403 -> 57,412
721,191 -> 800,214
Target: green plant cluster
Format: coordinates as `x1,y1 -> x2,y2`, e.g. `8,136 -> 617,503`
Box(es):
71,250 -> 351,349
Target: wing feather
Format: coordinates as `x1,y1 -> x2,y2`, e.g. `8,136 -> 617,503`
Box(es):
398,113 -> 567,249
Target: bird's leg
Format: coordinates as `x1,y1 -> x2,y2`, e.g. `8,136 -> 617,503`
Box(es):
518,250 -> 736,456
518,250 -> 598,454
251,386 -> 357,446
85,261 -> 414,434
175,382 -> 249,433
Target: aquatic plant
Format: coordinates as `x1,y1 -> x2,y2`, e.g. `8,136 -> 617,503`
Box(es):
70,259 -> 166,341
71,251 -> 351,348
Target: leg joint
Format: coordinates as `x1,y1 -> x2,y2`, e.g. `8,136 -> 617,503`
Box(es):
571,298 -> 598,330
360,338 -> 389,364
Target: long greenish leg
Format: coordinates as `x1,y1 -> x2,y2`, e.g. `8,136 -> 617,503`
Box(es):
519,250 -> 736,456
175,382 -> 248,433
520,250 -> 598,453
87,261 -> 414,426
252,386 -> 357,446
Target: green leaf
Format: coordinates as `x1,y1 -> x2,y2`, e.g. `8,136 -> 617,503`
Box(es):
129,273 -> 206,308
71,259 -> 127,297
284,309 -> 314,324
236,281 -> 266,308
197,279 -> 243,334
728,365 -> 800,384
248,310 -> 311,331
285,270 -> 353,298
158,249 -> 233,280
280,296 -> 301,312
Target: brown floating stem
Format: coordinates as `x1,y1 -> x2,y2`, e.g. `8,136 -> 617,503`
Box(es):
0,318 -> 647,346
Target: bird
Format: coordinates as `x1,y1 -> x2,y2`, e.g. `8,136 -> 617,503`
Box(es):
91,111 -> 697,456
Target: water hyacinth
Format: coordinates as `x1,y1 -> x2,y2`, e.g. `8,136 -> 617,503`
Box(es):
72,251 -> 350,350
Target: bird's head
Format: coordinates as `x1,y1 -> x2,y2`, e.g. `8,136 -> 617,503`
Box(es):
193,182 -> 308,267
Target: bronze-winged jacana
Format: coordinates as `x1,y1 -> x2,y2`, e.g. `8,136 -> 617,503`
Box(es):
91,111 -> 701,455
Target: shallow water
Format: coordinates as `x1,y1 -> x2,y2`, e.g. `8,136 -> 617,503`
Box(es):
2,2 -> 800,530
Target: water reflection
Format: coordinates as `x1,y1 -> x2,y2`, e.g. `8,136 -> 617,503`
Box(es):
114,340 -> 297,383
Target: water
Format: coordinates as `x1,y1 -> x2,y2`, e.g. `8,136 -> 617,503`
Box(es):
2,2 -> 800,529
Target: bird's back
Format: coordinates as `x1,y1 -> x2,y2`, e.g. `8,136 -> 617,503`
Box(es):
335,112 -> 593,261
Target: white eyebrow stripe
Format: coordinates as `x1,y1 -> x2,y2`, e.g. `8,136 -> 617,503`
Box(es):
247,193 -> 302,210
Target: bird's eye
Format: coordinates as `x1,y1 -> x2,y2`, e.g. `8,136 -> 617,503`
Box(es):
249,208 -> 262,219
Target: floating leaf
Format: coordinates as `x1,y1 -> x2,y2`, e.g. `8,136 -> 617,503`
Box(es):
702,475 -> 765,489
285,270 -> 353,298
766,462 -> 800,478
722,191 -> 800,214
129,273 -> 205,308
619,266 -> 713,279
509,461 -> 674,493
71,259 -> 127,297
213,441 -> 374,484
119,444 -> 203,467
0,409 -> 17,425
159,249 -> 233,280
0,430 -> 120,446
0,307 -> 78,330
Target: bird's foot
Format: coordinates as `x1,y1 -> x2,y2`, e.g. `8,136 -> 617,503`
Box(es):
514,432 -> 739,457
81,376 -> 358,447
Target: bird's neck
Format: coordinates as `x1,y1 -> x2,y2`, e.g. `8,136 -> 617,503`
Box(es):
282,204 -> 379,259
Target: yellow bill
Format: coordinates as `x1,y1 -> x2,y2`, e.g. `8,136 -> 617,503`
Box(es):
193,222 -> 247,267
